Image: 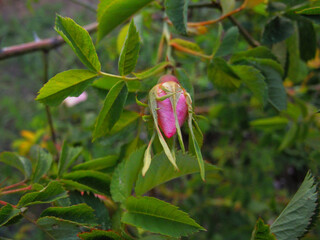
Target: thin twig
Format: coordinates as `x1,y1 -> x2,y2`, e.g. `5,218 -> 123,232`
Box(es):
170,42 -> 212,60
0,180 -> 27,191
0,22 -> 98,60
42,51 -> 57,145
228,15 -> 260,47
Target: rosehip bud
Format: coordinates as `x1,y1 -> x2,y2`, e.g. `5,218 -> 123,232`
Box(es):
155,75 -> 188,138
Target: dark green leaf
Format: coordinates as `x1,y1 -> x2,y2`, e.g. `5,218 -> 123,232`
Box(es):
69,191 -> 111,230
270,171 -> 319,240
278,123 -> 298,151
97,0 -> 153,41
109,111 -> 140,135
165,0 -> 189,35
0,204 -> 21,227
0,152 -> 32,179
36,70 -> 97,106
40,203 -> 97,227
58,142 -> 82,177
215,26 -> 239,57
33,148 -> 53,183
135,151 -> 220,195
286,23 -> 300,83
93,81 -> 128,141
111,146 -> 146,202
63,170 -> 111,195
78,230 -> 123,240
122,196 -> 205,237
118,20 -> 140,76
298,19 -> 316,61
176,68 -> 194,100
55,15 -> 101,72
262,16 -> 294,45
18,181 -> 68,207
232,65 -> 268,106
208,57 -> 241,92
231,46 -> 278,63
251,218 -> 276,240
72,155 -> 118,171
133,62 -> 171,79
37,216 -> 84,240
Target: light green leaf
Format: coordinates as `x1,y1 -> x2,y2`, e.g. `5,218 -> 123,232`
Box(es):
97,0 -> 153,41
117,23 -> 130,54
72,155 -> 118,171
296,7 -> 320,15
133,62 -> 171,79
278,123 -> 298,151
93,81 -> 128,141
122,196 -> 205,237
55,15 -> 101,72
33,148 -> 53,183
0,204 -> 21,227
37,216 -> 85,240
36,69 -> 97,106
208,57 -> 241,92
58,142 -> 82,177
110,146 -> 146,202
250,117 -> 289,130
142,132 -> 155,176
170,38 -> 203,53
251,218 -> 276,240
135,151 -> 220,195
18,181 -> 68,207
78,230 -> 123,240
63,170 -> 111,195
215,26 -> 239,57
40,203 -> 97,227
93,75 -> 141,92
165,0 -> 189,35
270,171 -> 319,240
0,152 -> 32,179
118,20 -> 140,76
232,65 -> 268,106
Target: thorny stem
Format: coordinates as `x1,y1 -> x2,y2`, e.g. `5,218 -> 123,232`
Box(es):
21,212 -> 55,240
43,51 -> 57,145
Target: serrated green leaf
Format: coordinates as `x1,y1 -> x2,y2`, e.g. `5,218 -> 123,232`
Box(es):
111,146 -> 146,202
117,23 -> 130,54
296,7 -> 320,15
61,179 -> 100,194
78,229 -> 123,240
0,152 -> 32,179
37,216 -> 84,240
36,70 -> 97,106
251,218 -> 276,240
135,151 -> 220,195
0,204 -> 21,227
55,15 -> 100,72
231,46 -> 278,63
92,75 -> 141,92
72,155 -> 118,171
208,57 -> 241,92
215,26 -> 239,57
69,191 -> 111,230
93,81 -> 128,141
165,0 -> 188,35
33,148 -> 53,183
18,181 -> 68,207
118,20 -> 140,76
40,203 -> 97,227
262,16 -> 294,45
97,0 -> 153,41
270,171 -> 319,240
232,65 -> 268,106
133,62 -> 171,79
58,142 -> 82,177
122,196 -> 205,237
233,58 -> 287,111
63,170 -> 111,196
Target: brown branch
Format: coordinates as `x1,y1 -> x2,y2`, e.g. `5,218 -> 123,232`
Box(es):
0,22 -> 98,61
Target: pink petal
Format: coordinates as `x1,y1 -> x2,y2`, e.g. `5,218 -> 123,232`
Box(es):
64,92 -> 88,107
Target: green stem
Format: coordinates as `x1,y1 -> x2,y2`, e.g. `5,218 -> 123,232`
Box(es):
98,71 -> 138,81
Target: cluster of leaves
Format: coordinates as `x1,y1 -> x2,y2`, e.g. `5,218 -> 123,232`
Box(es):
1,0 -> 320,239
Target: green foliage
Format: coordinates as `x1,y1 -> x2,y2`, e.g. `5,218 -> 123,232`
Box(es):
78,230 -> 123,240
0,152 -> 32,179
270,172 -> 319,240
93,81 -> 128,141
58,142 -> 82,177
165,0 -> 189,35
251,218 -> 276,240
36,70 -> 97,106
118,20 -> 140,76
97,0 -> 153,41
33,148 -> 53,183
134,62 -> 171,79
72,155 -> 118,171
122,196 -> 205,237
262,16 -> 294,45
215,26 -> 239,57
0,205 -> 21,227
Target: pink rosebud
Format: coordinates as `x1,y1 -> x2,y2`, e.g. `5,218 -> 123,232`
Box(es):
156,75 -> 188,138
63,92 -> 88,107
